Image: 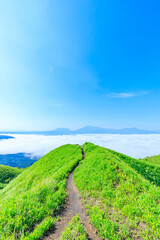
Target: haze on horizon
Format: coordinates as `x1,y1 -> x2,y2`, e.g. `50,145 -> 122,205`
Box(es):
1,133 -> 160,159
0,1 -> 160,131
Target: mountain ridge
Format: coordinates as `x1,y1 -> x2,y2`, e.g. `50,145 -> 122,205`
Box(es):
0,126 -> 158,135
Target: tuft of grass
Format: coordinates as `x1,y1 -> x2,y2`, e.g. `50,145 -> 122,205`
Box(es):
74,143 -> 160,240
0,144 -> 82,239
24,216 -> 56,240
59,215 -> 87,240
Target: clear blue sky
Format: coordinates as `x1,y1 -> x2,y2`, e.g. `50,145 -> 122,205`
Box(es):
0,0 -> 160,131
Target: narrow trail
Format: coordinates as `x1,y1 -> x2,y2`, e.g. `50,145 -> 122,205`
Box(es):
43,147 -> 101,240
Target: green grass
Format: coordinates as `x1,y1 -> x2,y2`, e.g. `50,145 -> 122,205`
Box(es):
107,148 -> 160,186
0,164 -> 23,188
1,142 -> 160,239
24,216 -> 56,240
0,182 -> 7,189
0,144 -> 82,239
74,143 -> 160,240
59,215 -> 87,240
141,154 -> 160,166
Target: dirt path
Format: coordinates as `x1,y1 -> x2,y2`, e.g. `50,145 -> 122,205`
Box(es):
43,147 -> 101,240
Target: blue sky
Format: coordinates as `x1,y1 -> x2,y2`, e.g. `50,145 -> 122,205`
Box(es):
0,0 -> 160,131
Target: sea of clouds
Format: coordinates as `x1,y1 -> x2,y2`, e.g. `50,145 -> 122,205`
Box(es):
0,134 -> 160,159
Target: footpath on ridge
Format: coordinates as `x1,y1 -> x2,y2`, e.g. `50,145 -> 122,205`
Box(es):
43,146 -> 101,240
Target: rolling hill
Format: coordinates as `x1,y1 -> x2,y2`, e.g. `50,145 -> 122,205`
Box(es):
74,143 -> 160,239
141,154 -> 160,166
0,143 -> 160,239
0,144 -> 82,239
0,164 -> 23,189
107,148 -> 160,186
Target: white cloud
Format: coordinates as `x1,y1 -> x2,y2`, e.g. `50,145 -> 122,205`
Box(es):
108,91 -> 149,98
0,134 -> 160,159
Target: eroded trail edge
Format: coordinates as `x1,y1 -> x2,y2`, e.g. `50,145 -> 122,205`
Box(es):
43,147 -> 101,240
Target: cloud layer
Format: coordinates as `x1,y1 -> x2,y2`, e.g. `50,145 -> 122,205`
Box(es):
0,134 -> 160,159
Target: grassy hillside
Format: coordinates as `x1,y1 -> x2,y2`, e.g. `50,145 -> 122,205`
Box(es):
0,144 -> 82,239
1,142 -> 160,239
0,164 -> 23,189
107,148 -> 160,186
141,154 -> 160,166
74,143 -> 160,240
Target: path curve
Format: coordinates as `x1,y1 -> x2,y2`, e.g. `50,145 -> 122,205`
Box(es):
43,147 -> 101,240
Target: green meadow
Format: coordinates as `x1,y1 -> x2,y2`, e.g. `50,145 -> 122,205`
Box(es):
0,143 -> 160,239
0,144 -> 82,239
74,143 -> 160,239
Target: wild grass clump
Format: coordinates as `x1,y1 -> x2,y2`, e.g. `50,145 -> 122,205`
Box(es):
74,143 -> 160,239
59,215 -> 87,240
24,216 -> 56,240
0,144 -> 82,239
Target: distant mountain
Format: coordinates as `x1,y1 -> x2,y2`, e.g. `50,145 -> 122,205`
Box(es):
73,126 -> 156,134
73,126 -> 114,134
115,128 -> 155,134
0,135 -> 14,139
0,126 -> 157,135
42,128 -> 73,136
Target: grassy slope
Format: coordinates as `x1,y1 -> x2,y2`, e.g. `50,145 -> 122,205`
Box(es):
0,144 -> 82,240
0,165 -> 23,189
59,215 -> 87,240
141,154 -> 160,166
74,143 -> 160,240
107,148 -> 160,186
